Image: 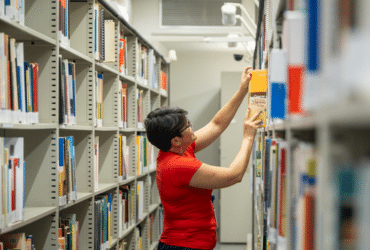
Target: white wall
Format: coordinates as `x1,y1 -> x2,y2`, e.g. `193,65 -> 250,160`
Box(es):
170,51 -> 250,165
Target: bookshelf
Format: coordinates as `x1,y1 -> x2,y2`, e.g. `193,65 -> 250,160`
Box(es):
0,0 -> 168,248
251,0 -> 370,250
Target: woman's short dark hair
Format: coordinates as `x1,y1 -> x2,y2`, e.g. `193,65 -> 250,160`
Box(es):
144,106 -> 188,152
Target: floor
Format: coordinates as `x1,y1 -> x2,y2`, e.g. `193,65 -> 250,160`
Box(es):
214,243 -> 247,250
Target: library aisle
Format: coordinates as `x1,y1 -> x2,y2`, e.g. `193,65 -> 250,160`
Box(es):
0,0 -> 169,249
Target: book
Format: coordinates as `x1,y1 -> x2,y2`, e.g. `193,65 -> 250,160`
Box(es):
104,20 -> 115,63
0,232 -> 26,249
248,69 -> 268,127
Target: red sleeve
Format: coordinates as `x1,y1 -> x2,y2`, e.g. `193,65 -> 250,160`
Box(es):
168,148 -> 202,187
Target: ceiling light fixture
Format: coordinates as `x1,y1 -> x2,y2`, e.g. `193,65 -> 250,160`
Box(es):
221,2 -> 256,39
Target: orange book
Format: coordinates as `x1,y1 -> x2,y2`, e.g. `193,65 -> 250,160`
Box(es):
288,65 -> 304,114
248,70 -> 268,127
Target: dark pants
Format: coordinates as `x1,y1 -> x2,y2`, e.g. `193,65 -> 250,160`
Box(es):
158,241 -> 210,250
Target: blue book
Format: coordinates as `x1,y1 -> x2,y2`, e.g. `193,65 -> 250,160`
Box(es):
264,139 -> 271,210
59,138 -> 64,168
307,0 -> 320,72
24,62 -> 29,112
17,66 -> 23,112
30,63 -> 34,112
65,136 -> 75,194
270,83 -> 286,119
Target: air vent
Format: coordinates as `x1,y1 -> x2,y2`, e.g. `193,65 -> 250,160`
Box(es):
161,0 -> 242,27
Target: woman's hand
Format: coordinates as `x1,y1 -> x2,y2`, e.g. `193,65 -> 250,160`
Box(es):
240,66 -> 252,93
243,108 -> 262,139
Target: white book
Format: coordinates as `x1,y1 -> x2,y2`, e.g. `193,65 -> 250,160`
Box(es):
0,0 -> 4,16
283,11 -> 305,65
94,136 -> 99,191
104,20 -> 115,63
0,33 -> 5,123
4,137 -> 24,223
17,0 -> 24,25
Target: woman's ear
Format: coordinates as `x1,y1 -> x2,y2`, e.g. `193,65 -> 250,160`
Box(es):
171,136 -> 181,147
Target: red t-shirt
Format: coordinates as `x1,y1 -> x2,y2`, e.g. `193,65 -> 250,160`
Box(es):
156,142 -> 217,249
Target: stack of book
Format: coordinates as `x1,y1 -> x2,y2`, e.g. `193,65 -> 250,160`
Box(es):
0,137 -> 25,229
58,136 -> 77,206
95,193 -> 112,250
0,34 -> 39,124
59,56 -> 76,126
58,213 -> 80,250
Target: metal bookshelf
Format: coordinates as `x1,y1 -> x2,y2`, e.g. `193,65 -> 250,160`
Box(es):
0,0 -> 168,248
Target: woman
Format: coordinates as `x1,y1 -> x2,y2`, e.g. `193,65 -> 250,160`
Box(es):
144,67 -> 262,250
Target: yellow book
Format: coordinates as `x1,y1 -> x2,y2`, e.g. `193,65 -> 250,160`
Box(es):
248,69 -> 268,127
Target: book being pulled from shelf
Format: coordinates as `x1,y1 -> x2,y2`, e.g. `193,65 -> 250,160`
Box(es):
0,137 -> 25,229
58,55 -> 76,126
118,82 -> 128,129
0,0 -> 25,25
118,134 -> 129,182
0,232 -> 34,250
59,213 -> 79,250
0,34 -> 39,124
58,136 -> 77,206
95,193 -> 112,250
95,72 -> 103,127
248,69 -> 268,127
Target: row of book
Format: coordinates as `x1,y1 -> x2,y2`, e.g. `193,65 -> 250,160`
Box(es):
119,32 -> 128,76
0,0 -> 24,25
0,137 -> 25,230
59,56 -> 76,126
94,3 -> 117,64
253,136 -> 317,250
0,233 -> 35,249
136,134 -> 155,176
94,193 -> 112,250
118,134 -> 130,182
59,214 -> 80,250
0,33 -> 39,125
58,136 -> 77,206
118,185 -> 135,237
